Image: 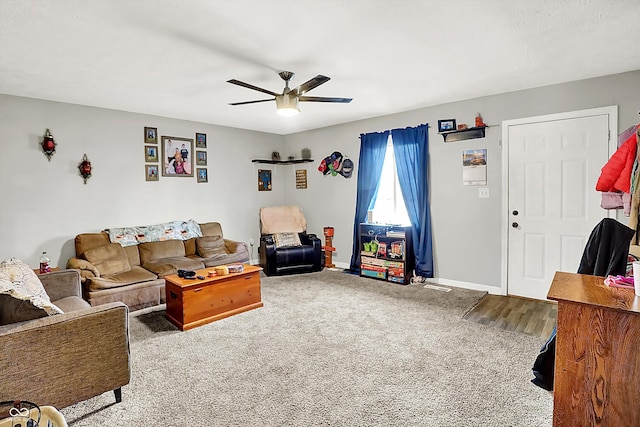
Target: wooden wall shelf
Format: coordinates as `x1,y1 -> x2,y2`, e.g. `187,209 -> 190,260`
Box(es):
439,125 -> 490,143
252,159 -> 314,165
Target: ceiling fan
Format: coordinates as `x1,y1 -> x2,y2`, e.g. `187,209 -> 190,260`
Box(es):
227,71 -> 352,116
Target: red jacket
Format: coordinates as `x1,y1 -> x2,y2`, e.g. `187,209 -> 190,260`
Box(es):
596,132 -> 637,193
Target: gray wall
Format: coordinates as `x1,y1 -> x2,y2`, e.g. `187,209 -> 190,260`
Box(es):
0,95 -> 285,267
1,70 -> 638,292
283,70 -> 640,291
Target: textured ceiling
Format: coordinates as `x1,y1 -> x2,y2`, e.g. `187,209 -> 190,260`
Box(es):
1,0 -> 639,135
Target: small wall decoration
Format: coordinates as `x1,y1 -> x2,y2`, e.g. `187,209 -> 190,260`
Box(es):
78,153 -> 92,184
144,127 -> 158,144
145,165 -> 159,181
317,151 -> 353,178
462,149 -> 487,186
341,158 -> 354,178
161,136 -> 194,177
318,151 -> 343,176
196,133 -> 207,148
196,150 -> 207,166
41,128 -> 56,161
197,168 -> 208,183
258,169 -> 272,191
295,169 -> 307,189
438,119 -> 456,133
145,145 -> 158,162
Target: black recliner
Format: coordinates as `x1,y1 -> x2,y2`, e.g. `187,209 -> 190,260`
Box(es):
259,206 -> 324,276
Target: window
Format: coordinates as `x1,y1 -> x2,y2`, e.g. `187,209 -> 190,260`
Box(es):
371,136 -> 410,225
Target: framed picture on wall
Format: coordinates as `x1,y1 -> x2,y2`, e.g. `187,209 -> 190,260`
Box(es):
145,165 -> 159,181
196,132 -> 207,148
196,168 -> 208,183
196,150 -> 207,166
295,169 -> 307,189
161,136 -> 194,177
438,119 -> 456,133
144,127 -> 158,144
258,169 -> 272,191
144,145 -> 158,162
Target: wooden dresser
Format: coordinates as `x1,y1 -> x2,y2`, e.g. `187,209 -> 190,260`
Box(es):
547,272 -> 640,427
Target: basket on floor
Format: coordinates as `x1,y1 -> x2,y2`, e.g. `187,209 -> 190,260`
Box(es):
0,400 -> 68,427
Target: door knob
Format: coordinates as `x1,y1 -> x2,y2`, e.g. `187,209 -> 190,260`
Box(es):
512,222 -> 519,228
512,210 -> 519,216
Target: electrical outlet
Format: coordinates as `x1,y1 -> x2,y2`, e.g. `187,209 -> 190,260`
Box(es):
478,188 -> 490,198
249,238 -> 255,246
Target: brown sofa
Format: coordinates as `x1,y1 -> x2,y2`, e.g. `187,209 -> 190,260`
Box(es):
66,222 -> 249,311
0,270 -> 130,409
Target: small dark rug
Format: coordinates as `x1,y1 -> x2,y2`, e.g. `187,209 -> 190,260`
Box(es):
463,294 -> 557,339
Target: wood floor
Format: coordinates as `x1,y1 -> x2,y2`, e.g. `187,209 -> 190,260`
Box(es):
463,294 -> 557,339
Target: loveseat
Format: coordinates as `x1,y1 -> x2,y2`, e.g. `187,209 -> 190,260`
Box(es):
66,221 -> 249,311
0,268 -> 130,409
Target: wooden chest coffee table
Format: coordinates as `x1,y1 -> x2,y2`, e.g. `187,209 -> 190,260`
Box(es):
164,264 -> 263,331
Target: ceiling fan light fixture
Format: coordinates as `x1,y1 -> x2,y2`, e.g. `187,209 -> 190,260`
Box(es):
276,94 -> 300,117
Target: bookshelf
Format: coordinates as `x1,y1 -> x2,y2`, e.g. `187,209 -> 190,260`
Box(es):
359,223 -> 414,284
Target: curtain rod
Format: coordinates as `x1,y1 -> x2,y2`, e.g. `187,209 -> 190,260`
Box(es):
359,123 -> 430,139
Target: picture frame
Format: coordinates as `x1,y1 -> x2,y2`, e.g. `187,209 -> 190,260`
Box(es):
295,169 -> 307,189
196,150 -> 207,166
196,132 -> 207,149
258,169 -> 272,191
145,165 -> 159,181
196,168 -> 208,183
144,127 -> 158,144
161,136 -> 194,177
438,119 -> 456,133
144,145 -> 158,162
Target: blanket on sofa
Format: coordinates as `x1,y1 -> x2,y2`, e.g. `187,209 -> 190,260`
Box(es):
106,220 -> 203,247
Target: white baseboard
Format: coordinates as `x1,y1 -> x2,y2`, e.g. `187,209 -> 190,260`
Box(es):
430,277 -> 504,295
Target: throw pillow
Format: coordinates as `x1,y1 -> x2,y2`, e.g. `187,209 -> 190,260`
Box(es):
83,243 -> 132,276
196,236 -> 227,258
0,258 -> 63,325
273,232 -> 302,249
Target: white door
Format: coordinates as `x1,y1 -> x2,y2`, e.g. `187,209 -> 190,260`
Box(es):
504,107 -> 616,300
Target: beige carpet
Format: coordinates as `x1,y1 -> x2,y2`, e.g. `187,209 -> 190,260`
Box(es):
61,270 -> 553,426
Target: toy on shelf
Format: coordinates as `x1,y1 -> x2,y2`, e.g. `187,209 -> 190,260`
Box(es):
388,241 -> 404,259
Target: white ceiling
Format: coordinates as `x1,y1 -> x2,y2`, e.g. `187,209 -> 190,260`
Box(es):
1,0 -> 639,135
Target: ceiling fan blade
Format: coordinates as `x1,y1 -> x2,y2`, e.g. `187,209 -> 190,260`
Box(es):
227,79 -> 278,96
292,75 -> 331,96
229,98 -> 275,106
299,96 -> 353,103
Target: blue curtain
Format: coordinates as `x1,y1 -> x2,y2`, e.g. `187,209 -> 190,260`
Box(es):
391,124 -> 433,277
348,130 -> 389,272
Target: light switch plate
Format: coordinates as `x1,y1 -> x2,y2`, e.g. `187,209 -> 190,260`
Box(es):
478,188 -> 490,198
